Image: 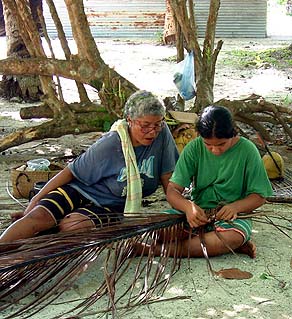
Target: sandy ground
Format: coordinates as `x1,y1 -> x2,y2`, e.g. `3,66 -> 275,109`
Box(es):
0,37 -> 292,319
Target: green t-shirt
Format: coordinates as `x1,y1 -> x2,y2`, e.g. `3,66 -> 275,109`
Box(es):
170,136 -> 273,209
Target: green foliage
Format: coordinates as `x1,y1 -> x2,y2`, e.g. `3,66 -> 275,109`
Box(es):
155,31 -> 164,44
282,93 -> 292,106
104,80 -> 127,108
79,110 -> 114,132
161,55 -> 177,63
222,46 -> 292,69
89,79 -> 103,91
103,120 -> 112,131
205,47 -> 212,63
260,272 -> 274,280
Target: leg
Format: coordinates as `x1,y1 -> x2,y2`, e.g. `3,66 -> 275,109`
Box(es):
0,206 -> 56,243
0,186 -> 98,243
235,240 -> 256,258
1,185 -> 79,243
135,229 -> 256,259
157,227 -> 190,243
58,203 -> 124,232
59,212 -> 95,232
179,230 -> 255,258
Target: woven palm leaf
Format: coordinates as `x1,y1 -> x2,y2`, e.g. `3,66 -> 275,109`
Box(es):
0,213 -> 185,319
267,168 -> 292,203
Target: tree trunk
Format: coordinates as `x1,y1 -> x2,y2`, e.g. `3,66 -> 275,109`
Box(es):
0,109 -> 117,152
169,0 -> 222,111
45,0 -> 90,105
0,0 -> 138,151
163,0 -> 176,45
0,0 -> 289,153
0,0 -> 43,101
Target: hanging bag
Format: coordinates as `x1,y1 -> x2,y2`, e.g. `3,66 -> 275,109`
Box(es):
173,50 -> 196,101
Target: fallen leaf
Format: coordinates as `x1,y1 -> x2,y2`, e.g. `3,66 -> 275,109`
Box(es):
260,272 -> 273,280
214,268 -> 253,280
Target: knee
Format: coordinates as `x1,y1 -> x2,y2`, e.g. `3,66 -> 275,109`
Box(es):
26,207 -> 56,226
59,213 -> 95,232
17,207 -> 56,235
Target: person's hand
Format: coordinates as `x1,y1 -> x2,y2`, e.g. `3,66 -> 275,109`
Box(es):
10,211 -> 24,221
185,202 -> 209,228
216,204 -> 238,221
23,196 -> 39,216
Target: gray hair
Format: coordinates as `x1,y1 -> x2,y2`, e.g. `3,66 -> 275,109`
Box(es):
123,90 -> 166,119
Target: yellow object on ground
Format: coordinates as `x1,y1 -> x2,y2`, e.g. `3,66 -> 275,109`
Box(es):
174,127 -> 197,153
168,111 -> 198,153
262,151 -> 284,180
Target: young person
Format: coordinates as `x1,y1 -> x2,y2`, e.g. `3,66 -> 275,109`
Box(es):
145,105 -> 273,259
0,90 -> 179,243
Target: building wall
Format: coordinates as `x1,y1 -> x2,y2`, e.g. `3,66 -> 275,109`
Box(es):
213,0 -> 267,38
44,0 -> 267,39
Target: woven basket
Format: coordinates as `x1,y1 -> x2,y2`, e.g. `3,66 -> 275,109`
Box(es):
10,163 -> 64,199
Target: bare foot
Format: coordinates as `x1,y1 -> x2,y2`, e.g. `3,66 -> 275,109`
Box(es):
235,240 -> 256,259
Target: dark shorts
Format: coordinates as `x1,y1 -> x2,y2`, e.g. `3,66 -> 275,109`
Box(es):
37,185 -> 123,227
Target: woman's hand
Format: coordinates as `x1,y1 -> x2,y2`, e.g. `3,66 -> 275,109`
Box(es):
216,194 -> 266,221
22,167 -> 74,217
23,197 -> 39,216
167,182 -> 209,228
185,201 -> 209,228
216,203 -> 238,221
10,196 -> 41,220
10,211 -> 24,221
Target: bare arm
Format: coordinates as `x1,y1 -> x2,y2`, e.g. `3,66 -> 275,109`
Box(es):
216,193 -> 266,221
160,172 -> 173,194
24,167 -> 74,215
166,181 -> 209,228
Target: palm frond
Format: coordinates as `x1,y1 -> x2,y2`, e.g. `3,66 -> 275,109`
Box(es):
1,203 -> 291,319
250,212 -> 292,239
0,213 -> 185,319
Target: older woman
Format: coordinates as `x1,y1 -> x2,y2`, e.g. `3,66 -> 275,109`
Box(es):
0,90 -> 179,243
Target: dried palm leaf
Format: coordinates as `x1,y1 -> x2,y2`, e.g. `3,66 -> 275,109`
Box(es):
1,202 -> 291,319
197,209 -> 292,282
214,268 -> 253,279
246,209 -> 292,240
0,213 -> 185,319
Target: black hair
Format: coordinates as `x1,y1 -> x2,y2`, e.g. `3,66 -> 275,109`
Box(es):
196,105 -> 237,139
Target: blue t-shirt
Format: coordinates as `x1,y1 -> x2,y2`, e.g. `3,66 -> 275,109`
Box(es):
68,125 -> 179,209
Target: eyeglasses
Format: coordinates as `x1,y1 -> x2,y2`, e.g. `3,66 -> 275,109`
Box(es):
133,119 -> 165,134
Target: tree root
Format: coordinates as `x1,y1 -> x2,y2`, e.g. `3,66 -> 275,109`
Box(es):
216,94 -> 292,143
0,116 -> 114,152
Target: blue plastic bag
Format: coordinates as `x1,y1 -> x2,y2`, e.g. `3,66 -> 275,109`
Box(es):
173,51 -> 196,101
